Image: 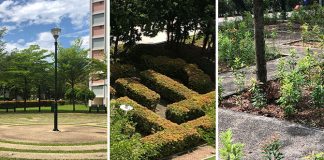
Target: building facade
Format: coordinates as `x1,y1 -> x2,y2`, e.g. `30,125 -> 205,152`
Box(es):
89,0 -> 107,106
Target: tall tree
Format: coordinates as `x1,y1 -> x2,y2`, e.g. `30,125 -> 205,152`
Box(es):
58,39 -> 106,111
253,0 -> 267,83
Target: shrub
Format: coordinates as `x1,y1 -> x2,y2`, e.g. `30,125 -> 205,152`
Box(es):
220,129 -> 245,160
110,63 -> 137,83
140,55 -> 187,79
76,87 -> 96,106
140,70 -> 198,102
182,64 -> 213,93
311,84 -> 324,108
110,86 -> 116,98
262,139 -> 284,160
249,79 -> 267,108
114,97 -> 178,135
289,4 -> 324,26
115,78 -> 160,110
110,101 -> 157,160
166,91 -> 216,124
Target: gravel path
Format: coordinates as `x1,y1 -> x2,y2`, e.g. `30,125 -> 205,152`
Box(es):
219,109 -> 324,159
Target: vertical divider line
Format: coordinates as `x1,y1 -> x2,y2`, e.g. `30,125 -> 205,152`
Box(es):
106,0 -> 110,159
215,0 -> 219,159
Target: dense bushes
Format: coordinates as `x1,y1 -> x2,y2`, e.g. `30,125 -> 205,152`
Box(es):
140,70 -> 198,103
110,63 -> 137,83
114,97 -> 177,135
0,100 -> 65,108
115,78 -> 160,110
140,55 -> 213,93
141,55 -> 187,78
290,4 -> 324,26
182,64 -> 214,93
166,91 -> 216,124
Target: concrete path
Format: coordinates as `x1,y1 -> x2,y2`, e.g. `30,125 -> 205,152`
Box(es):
219,109 -> 324,159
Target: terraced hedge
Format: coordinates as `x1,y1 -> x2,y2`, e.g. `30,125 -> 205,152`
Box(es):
141,55 -> 187,78
110,86 -> 116,98
182,64 -> 214,93
0,100 -> 65,108
115,78 -> 160,110
141,55 -> 213,93
114,97 -> 178,135
114,96 -> 204,159
140,70 -> 198,103
166,91 -> 216,124
110,63 -> 137,83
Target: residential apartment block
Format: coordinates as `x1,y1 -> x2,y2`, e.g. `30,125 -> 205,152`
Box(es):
89,0 -> 107,106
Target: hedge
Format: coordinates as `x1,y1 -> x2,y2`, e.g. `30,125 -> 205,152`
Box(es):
110,86 -> 116,98
0,100 -> 65,108
166,91 -> 216,124
114,96 -> 209,159
140,54 -> 187,79
110,63 -> 137,83
142,126 -> 202,159
115,78 -> 160,110
114,97 -> 178,135
182,64 -> 214,93
181,115 -> 215,133
140,70 -> 198,103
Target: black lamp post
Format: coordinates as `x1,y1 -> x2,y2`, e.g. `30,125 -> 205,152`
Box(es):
51,27 -> 61,132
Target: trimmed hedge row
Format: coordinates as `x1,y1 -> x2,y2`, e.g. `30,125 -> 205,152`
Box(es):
182,64 -> 214,93
110,63 -> 137,83
0,100 -> 65,108
166,91 -> 216,124
142,126 -> 201,159
114,97 -> 178,135
140,70 -> 198,103
110,86 -> 116,98
141,55 -> 187,78
181,115 -> 215,133
114,96 -> 211,159
115,78 -> 160,110
141,55 -> 213,93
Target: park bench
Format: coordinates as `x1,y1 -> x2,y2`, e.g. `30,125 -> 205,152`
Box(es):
89,104 -> 107,113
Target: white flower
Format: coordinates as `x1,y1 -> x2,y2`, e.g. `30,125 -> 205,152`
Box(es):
120,104 -> 133,112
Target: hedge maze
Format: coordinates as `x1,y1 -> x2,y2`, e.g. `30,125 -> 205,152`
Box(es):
111,55 -> 215,159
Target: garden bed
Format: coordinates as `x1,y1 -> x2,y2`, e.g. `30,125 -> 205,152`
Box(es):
221,80 -> 324,129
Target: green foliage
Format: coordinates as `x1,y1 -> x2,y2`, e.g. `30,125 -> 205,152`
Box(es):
311,84 -> 324,108
262,140 -> 284,160
76,87 -> 96,106
218,78 -> 224,104
220,129 -> 244,160
304,152 -> 324,160
110,101 -> 157,160
249,79 -> 267,108
289,4 -> 324,26
232,57 -> 246,92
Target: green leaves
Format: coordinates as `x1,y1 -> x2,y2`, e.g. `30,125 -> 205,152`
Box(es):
220,129 -> 245,160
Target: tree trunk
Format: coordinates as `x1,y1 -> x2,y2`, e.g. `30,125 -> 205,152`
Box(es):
253,0 -> 267,83
38,84 -> 41,112
72,81 -> 75,112
114,35 -> 119,54
280,0 -> 287,20
191,26 -> 197,45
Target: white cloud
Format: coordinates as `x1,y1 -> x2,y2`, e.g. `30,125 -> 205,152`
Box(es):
5,31 -> 54,52
0,0 -> 89,28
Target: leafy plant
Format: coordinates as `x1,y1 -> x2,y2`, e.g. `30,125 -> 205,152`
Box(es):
249,79 -> 267,108
220,129 -> 244,160
311,84 -> 324,108
262,139 -> 284,160
304,152 -> 324,160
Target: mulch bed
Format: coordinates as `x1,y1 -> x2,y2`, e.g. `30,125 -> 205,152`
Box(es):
221,80 -> 324,129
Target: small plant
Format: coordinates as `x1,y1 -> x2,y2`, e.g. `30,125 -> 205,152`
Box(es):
232,57 -> 246,92
304,152 -> 324,160
220,129 -> 244,160
311,84 -> 324,108
249,79 -> 267,108
262,139 -> 284,160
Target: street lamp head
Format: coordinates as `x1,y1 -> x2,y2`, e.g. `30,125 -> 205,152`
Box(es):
51,27 -> 61,40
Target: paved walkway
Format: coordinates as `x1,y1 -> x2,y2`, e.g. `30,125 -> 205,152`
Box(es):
219,109 -> 324,159
169,145 -> 215,160
220,42 -> 323,97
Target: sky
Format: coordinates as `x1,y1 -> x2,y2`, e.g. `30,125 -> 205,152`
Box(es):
0,0 -> 90,52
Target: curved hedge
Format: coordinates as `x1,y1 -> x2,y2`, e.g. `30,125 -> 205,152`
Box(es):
110,63 -> 137,83
110,86 -> 116,98
140,70 -> 198,103
115,78 -> 160,110
182,64 -> 214,93
166,91 -> 216,124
